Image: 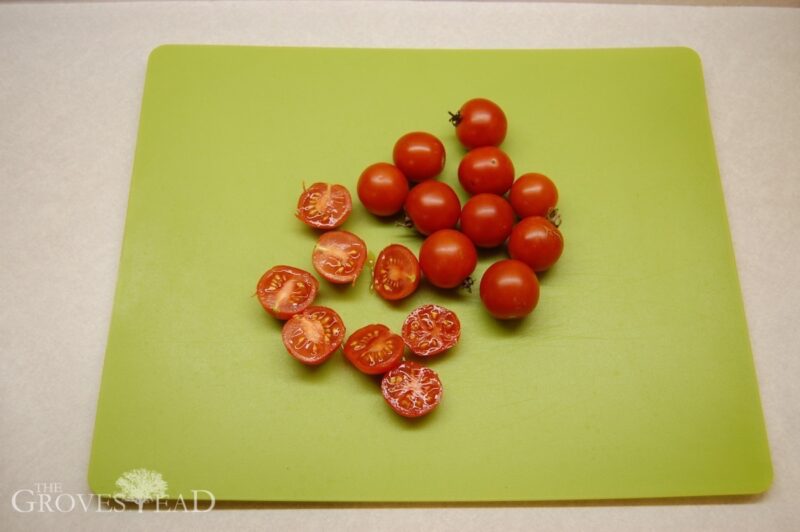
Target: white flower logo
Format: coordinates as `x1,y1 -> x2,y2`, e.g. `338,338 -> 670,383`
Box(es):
114,468 -> 168,510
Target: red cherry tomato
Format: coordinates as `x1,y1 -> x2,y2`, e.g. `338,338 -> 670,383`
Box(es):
381,361 -> 443,418
372,244 -> 420,301
404,181 -> 461,235
458,147 -> 515,196
459,193 -> 515,248
401,304 -> 461,357
509,173 -> 559,219
312,231 -> 367,284
281,306 -> 345,365
419,229 -> 477,289
256,265 -> 319,320
480,259 -> 540,320
343,324 -> 405,375
449,98 -> 507,149
393,132 -> 446,183
357,163 -> 409,217
508,216 -> 564,272
296,182 -> 352,230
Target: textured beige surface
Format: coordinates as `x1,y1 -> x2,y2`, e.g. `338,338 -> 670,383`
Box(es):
1,1 -> 798,531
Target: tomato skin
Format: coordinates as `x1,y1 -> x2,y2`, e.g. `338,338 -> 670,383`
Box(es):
419,229 -> 477,289
256,265 -> 319,320
381,361 -> 443,418
393,132 -> 446,183
312,231 -> 367,284
508,216 -> 564,272
509,173 -> 559,219
296,182 -> 352,229
450,98 -> 507,149
459,193 -> 516,248
373,244 -> 420,301
458,147 -> 515,196
357,163 -> 409,217
404,181 -> 461,235
281,306 -> 345,365
479,259 -> 540,320
401,304 -> 461,357
343,324 -> 405,375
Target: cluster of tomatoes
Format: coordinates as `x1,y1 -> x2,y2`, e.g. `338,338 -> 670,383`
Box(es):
257,98 -> 564,419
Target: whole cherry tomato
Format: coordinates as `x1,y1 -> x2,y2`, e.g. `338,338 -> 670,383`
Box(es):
404,180 -> 461,235
419,229 -> 477,289
373,244 -> 420,301
256,265 -> 319,320
357,163 -> 409,216
479,259 -> 540,320
458,146 -> 514,196
509,173 -> 559,219
296,182 -> 352,230
508,216 -> 564,272
381,361 -> 443,418
459,193 -> 515,248
449,98 -> 507,149
393,132 -> 446,183
344,324 -> 405,375
312,230 -> 367,284
401,304 -> 461,357
281,306 -> 345,365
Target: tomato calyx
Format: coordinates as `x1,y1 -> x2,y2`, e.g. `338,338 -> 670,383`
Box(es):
448,110 -> 462,126
546,207 -> 562,228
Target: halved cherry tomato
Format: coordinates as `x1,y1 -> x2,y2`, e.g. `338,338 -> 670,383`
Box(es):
296,182 -> 352,229
418,229 -> 477,289
459,193 -> 515,248
281,306 -> 345,365
480,259 -> 539,320
508,216 -> 564,272
256,265 -> 318,320
357,163 -> 409,217
404,180 -> 461,235
402,304 -> 461,357
449,98 -> 507,149
458,146 -> 515,196
312,231 -> 367,284
381,361 -> 443,418
509,173 -> 559,219
392,132 -> 446,183
343,324 -> 404,375
372,244 -> 420,301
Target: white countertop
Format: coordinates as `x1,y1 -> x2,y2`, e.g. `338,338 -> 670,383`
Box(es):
1,1 -> 799,530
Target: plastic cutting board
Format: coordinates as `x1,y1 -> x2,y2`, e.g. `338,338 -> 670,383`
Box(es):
89,45 -> 772,502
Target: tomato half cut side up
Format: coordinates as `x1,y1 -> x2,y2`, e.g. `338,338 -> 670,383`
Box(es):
312,231 -> 367,284
343,324 -> 405,375
381,361 -> 443,418
281,306 -> 346,365
372,244 -> 420,301
256,265 -> 319,320
296,182 -> 352,230
401,304 -> 461,357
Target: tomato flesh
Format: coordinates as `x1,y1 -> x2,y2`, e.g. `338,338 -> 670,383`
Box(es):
256,265 -> 319,320
296,182 -> 352,229
281,306 -> 345,365
381,361 -> 443,418
373,244 -> 420,301
312,230 -> 367,284
344,324 -> 404,375
401,304 -> 460,357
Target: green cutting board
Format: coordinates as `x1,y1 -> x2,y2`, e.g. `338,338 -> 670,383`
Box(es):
89,45 -> 772,502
